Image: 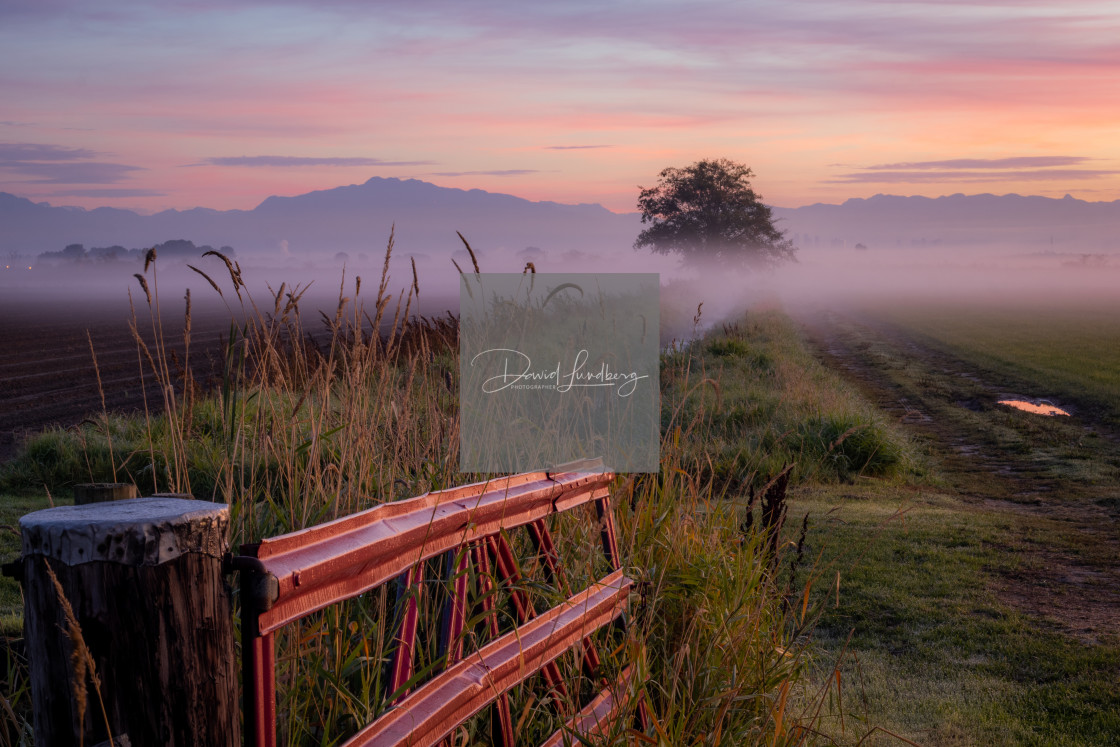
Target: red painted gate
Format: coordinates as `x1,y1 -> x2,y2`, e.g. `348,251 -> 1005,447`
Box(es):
230,462 -> 646,746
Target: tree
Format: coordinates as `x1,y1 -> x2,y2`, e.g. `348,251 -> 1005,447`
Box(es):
61,243 -> 87,259
634,158 -> 796,270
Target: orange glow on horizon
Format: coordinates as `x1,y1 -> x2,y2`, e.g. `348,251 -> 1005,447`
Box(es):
3,2 -> 1120,213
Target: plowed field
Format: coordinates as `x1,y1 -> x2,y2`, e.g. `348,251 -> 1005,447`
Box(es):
0,289 -> 231,463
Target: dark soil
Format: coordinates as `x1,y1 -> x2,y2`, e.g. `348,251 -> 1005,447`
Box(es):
0,292 -> 231,464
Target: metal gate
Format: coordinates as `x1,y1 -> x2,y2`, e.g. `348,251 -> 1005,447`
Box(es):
231,462 -> 645,746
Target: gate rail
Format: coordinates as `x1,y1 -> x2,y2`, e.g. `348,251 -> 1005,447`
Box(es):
232,462 -> 645,746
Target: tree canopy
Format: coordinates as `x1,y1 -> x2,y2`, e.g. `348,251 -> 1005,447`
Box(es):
634,158 -> 796,270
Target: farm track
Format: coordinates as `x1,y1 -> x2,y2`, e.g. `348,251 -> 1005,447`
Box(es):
800,308 -> 1120,645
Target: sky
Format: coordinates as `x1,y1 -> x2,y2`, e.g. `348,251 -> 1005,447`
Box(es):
2,0 -> 1120,214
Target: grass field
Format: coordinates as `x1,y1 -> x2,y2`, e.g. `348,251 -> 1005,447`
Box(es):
793,302 -> 1120,745
793,483 -> 1120,745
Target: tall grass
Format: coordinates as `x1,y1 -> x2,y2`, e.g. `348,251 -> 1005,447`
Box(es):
0,239 -> 917,744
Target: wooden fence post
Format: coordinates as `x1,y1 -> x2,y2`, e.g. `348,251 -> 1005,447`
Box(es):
19,496 -> 238,746
73,483 -> 138,505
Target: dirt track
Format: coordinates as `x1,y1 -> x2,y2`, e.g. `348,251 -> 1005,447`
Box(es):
800,308 -> 1120,645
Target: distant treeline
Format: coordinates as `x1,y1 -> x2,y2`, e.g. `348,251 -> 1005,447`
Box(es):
36,239 -> 236,265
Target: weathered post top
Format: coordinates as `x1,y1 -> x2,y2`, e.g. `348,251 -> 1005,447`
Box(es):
20,496 -> 228,567
20,497 -> 238,746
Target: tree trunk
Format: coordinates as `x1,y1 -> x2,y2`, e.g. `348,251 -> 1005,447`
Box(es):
20,497 -> 238,747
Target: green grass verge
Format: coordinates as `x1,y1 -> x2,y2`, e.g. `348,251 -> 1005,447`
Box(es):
789,305 -> 1120,745
0,493 -> 61,636
663,310 -> 919,496
793,483 -> 1120,746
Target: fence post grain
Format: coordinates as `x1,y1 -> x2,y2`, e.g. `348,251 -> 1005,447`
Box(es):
72,483 -> 138,505
19,496 -> 238,746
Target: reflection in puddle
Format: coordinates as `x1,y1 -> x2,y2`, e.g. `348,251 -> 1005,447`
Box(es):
998,400 -> 1070,417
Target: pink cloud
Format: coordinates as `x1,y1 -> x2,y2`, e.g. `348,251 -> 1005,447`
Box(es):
4,0 -> 1120,211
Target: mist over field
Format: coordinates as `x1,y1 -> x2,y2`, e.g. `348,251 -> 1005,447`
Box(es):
773,243 -> 1120,309
5,237 -> 1119,332
3,177 -> 1118,464
6,179 -> 1119,330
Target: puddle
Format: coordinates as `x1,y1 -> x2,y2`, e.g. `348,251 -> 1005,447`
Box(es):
998,400 -> 1070,417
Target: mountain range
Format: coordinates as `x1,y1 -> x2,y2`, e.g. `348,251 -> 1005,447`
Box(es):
0,178 -> 637,259
4,177 -> 1120,258
772,193 -> 1120,253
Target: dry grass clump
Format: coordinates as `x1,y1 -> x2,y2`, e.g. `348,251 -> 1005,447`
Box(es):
125,231 -> 461,542
42,561 -> 113,747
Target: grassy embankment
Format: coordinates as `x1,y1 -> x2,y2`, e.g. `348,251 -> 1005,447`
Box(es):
0,249 -> 913,745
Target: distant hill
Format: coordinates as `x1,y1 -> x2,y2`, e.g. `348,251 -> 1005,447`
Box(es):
4,180 -> 1120,259
0,177 -> 640,258
773,193 -> 1120,252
